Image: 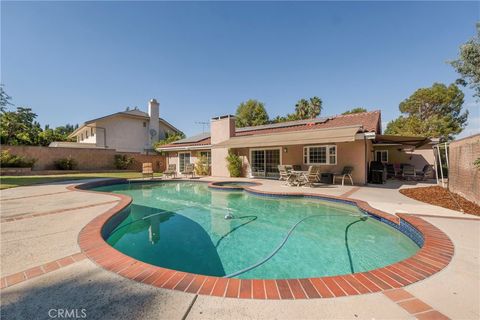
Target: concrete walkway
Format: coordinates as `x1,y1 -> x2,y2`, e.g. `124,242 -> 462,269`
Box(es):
1,178 -> 479,320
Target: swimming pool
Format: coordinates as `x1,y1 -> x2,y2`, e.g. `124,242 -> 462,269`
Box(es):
94,181 -> 420,280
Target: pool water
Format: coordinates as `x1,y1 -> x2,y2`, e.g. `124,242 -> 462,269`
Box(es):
94,181 -> 419,279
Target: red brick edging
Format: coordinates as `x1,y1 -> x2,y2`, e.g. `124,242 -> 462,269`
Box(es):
1,253 -> 86,289
75,179 -> 454,300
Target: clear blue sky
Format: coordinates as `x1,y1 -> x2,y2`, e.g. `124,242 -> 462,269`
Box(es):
2,1 -> 479,138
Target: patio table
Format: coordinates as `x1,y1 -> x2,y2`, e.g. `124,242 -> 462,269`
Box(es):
288,170 -> 308,186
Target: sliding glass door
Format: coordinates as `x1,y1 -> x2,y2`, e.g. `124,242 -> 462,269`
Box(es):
250,148 -> 281,178
179,152 -> 191,173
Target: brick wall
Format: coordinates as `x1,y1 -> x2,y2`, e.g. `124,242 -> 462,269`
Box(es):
448,134 -> 480,205
1,145 -> 166,172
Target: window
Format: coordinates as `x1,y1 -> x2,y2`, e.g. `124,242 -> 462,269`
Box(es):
81,133 -> 84,141
86,130 -> 89,138
179,152 -> 191,172
200,151 -> 211,166
375,150 -> 388,163
143,122 -> 147,127
303,145 -> 337,165
91,127 -> 94,136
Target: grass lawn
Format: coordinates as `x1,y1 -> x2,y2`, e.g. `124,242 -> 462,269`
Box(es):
0,172 -> 163,190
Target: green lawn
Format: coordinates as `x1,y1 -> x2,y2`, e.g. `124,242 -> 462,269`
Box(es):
0,172 -> 163,190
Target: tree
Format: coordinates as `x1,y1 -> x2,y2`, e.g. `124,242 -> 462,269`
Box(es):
450,26 -> 480,99
154,131 -> 186,147
235,99 -> 269,127
294,96 -> 322,120
385,83 -> 468,140
0,85 -> 12,113
272,96 -> 323,123
342,107 -> 367,115
0,107 -> 42,145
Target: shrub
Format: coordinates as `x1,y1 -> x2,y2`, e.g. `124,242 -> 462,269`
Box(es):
195,155 -> 210,176
114,154 -> 134,170
54,156 -> 77,170
226,150 -> 242,177
0,150 -> 36,168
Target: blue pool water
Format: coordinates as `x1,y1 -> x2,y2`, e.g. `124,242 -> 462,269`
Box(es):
94,181 -> 419,279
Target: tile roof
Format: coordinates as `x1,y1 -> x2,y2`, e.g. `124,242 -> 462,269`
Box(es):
159,110 -> 381,149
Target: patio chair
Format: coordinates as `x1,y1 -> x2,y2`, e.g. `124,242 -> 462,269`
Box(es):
183,163 -> 195,179
402,164 -> 416,180
333,166 -> 354,186
163,164 -> 177,179
142,163 -> 154,180
299,166 -> 320,187
278,165 -> 292,181
415,164 -> 434,180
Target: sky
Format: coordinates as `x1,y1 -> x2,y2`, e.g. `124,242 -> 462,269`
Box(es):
2,1 -> 479,138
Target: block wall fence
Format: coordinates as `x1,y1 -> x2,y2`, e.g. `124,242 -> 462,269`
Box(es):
448,134 -> 480,205
1,145 -> 166,172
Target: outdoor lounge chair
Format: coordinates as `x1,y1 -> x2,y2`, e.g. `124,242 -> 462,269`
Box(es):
402,164 -> 416,180
183,163 -> 195,179
298,165 -> 320,187
333,166 -> 354,186
278,165 -> 292,181
142,163 -> 154,180
416,164 -> 434,180
163,164 -> 177,179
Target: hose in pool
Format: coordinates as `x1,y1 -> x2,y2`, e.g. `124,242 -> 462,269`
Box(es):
223,213 -> 368,278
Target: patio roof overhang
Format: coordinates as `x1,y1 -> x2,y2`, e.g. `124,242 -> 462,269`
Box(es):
372,134 -> 431,148
212,125 -> 361,148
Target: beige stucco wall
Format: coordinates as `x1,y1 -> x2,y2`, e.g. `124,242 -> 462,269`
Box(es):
372,145 -> 434,170
74,114 -> 176,154
230,140 -> 369,184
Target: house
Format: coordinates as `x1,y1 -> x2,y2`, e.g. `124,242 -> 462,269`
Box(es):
58,99 -> 180,154
157,111 -> 433,184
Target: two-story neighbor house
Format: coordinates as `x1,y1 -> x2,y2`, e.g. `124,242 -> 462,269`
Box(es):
58,99 -> 180,154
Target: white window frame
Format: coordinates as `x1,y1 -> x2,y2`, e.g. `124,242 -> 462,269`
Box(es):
303,145 -> 337,165
375,150 -> 388,163
249,147 -> 282,177
178,152 -> 191,173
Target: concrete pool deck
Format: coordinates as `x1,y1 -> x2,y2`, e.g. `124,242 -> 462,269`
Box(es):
1,177 -> 479,319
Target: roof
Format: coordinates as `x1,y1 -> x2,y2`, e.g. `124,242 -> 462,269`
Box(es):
68,109 -> 181,138
213,125 -> 361,149
159,110 -> 381,150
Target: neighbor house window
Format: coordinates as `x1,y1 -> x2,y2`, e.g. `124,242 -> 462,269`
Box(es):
143,122 -> 147,127
303,145 -> 337,165
81,133 -> 84,141
375,150 -> 388,163
91,127 -> 94,136
200,151 -> 211,166
86,130 -> 89,138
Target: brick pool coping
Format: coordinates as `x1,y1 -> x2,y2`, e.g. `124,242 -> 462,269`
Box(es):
74,179 -> 454,300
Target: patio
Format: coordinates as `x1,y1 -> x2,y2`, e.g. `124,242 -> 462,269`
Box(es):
1,177 -> 479,319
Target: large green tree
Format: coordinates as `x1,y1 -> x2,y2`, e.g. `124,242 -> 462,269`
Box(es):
0,107 -> 42,145
342,107 -> 367,115
450,26 -> 480,99
235,99 -> 269,127
385,83 -> 468,139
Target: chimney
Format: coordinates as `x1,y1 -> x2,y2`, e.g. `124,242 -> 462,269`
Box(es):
148,99 -> 160,146
210,115 -> 236,177
210,115 -> 236,144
